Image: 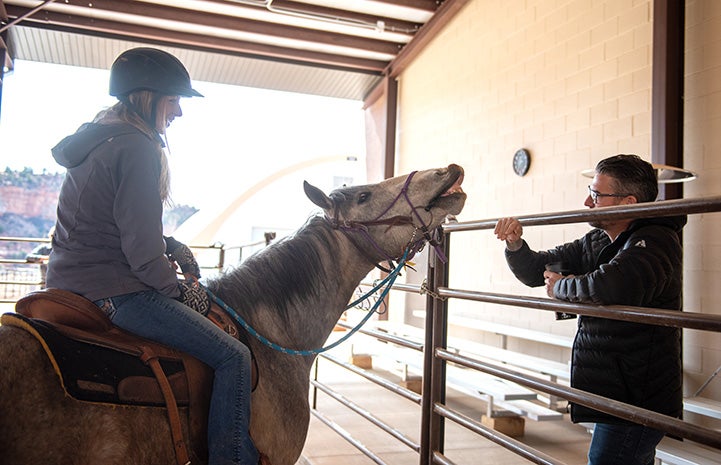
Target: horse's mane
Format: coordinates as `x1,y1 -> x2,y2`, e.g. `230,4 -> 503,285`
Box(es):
207,216 -> 339,319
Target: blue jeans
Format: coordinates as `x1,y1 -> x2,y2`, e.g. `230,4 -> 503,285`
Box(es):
588,423 -> 665,465
95,290 -> 258,465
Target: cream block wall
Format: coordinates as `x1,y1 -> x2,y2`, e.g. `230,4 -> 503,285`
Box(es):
393,0 -> 721,401
682,0 -> 721,406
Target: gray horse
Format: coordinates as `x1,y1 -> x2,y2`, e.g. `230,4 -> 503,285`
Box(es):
0,164 -> 466,465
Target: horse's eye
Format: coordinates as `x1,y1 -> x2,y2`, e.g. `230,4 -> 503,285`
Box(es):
357,192 -> 370,204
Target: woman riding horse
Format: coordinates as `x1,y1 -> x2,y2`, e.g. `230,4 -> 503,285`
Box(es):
45,47 -> 264,465
0,162 -> 466,465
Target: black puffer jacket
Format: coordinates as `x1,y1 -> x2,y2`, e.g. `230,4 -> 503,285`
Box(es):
505,215 -> 686,424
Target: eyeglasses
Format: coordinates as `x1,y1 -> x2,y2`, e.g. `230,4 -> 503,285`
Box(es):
587,186 -> 629,204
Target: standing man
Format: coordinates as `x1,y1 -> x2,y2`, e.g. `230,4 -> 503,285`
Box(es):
494,154 -> 685,465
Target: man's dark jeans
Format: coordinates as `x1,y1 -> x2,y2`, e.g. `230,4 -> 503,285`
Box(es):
588,423 -> 665,465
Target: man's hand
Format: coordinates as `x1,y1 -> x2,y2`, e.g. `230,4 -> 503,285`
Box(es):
543,270 -> 575,298
494,217 -> 524,251
543,270 -> 562,298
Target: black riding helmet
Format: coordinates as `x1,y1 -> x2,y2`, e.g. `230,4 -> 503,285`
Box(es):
109,47 -> 203,98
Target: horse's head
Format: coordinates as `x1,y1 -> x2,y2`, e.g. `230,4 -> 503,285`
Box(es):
303,164 -> 466,263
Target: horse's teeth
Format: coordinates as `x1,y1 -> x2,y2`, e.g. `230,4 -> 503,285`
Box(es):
442,187 -> 464,196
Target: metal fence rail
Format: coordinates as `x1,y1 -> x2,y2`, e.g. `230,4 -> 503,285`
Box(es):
418,195 -> 721,464
0,237 -> 274,304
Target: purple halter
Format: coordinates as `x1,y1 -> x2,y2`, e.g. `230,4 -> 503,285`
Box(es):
326,171 -> 448,269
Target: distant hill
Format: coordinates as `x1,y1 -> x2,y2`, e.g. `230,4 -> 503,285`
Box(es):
0,167 -> 198,259
0,168 -> 63,218
0,168 -> 60,258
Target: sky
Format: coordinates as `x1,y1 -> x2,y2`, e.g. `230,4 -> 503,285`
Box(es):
0,59 -> 367,245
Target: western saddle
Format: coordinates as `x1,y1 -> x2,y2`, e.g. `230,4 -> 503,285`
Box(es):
12,287 -> 247,465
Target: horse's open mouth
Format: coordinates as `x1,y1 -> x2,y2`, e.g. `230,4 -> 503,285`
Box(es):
427,165 -> 466,209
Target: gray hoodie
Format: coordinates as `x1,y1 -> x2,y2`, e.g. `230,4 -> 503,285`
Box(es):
46,122 -> 180,301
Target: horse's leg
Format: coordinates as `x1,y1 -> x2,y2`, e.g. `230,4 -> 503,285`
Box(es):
0,326 -> 184,465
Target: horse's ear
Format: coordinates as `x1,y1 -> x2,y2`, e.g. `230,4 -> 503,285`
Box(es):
304,181 -> 333,210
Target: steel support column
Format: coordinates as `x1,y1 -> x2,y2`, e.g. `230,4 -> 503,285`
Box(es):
652,0 -> 685,200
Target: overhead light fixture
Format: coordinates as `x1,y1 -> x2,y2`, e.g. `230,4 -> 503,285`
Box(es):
581,164 -> 698,184
228,0 -> 417,33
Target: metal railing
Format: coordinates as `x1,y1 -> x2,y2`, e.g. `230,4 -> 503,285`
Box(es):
0,236 -> 51,303
0,235 -> 275,304
421,195 -> 721,464
309,195 -> 721,465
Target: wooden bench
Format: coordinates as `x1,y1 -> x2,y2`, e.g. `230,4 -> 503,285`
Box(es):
444,314 -> 574,349
358,322 -> 564,436
655,396 -> 721,465
445,335 -> 570,380
375,320 -> 570,375
655,437 -> 721,465
373,321 -> 570,406
363,339 -> 537,401
443,334 -> 570,410
683,396 -> 721,421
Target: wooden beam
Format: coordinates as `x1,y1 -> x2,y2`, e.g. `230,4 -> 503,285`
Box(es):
204,0 -> 423,33
370,0 -> 438,12
0,0 -> 10,119
0,39 -> 5,120
0,34 -> 11,72
652,0 -> 685,200
6,8 -> 388,73
7,0 -> 404,55
1,0 -> 9,21
384,76 -> 398,180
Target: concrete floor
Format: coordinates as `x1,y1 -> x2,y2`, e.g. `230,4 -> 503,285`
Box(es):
299,353 -> 591,465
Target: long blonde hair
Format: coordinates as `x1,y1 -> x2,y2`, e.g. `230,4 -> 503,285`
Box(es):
93,91 -> 172,203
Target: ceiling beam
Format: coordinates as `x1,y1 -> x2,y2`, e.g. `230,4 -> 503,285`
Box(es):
7,0 -> 404,56
204,0 -> 423,34
369,0 -> 438,12
0,34 -> 12,71
5,6 -> 392,72
0,5 -> 8,120
652,0 -> 684,201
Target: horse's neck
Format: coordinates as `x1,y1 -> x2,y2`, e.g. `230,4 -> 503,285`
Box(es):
214,218 -> 377,352
281,227 -> 376,348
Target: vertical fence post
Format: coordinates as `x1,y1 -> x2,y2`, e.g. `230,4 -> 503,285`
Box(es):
420,227 -> 451,464
217,245 -> 226,273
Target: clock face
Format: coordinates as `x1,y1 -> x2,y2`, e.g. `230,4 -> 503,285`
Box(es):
513,149 -> 530,176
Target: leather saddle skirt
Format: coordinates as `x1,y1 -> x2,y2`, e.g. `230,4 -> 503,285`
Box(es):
3,311 -> 193,405
8,288 -> 213,406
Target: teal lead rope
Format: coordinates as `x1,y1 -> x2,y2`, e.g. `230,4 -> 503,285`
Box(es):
204,247 -> 411,356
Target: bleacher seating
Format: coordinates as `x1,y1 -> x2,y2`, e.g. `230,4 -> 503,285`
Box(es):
655,397 -> 721,465
363,321 -> 566,426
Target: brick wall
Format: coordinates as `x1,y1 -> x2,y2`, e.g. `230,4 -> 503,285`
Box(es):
682,0 -> 721,403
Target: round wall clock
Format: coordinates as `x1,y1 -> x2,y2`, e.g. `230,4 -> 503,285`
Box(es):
513,149 -> 531,177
